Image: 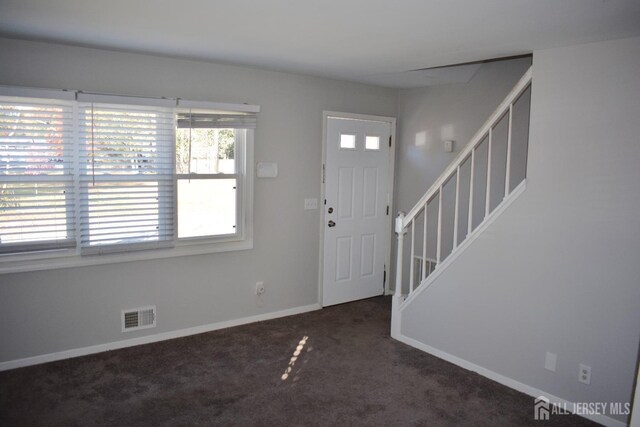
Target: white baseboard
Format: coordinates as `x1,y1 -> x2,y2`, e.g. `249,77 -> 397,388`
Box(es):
394,333 -> 626,427
0,303 -> 321,372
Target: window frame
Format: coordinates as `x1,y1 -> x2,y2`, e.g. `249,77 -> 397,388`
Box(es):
175,128 -> 253,246
0,86 -> 256,274
0,94 -> 77,254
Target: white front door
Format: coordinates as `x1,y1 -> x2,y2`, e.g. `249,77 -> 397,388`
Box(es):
322,116 -> 392,306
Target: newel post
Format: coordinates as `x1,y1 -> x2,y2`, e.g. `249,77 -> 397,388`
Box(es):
391,211 -> 406,339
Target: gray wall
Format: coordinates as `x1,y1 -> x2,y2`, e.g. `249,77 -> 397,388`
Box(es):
400,37 -> 640,423
0,38 -> 397,363
395,57 -> 532,214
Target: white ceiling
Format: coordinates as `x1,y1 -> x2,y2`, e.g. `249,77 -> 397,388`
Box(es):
0,0 -> 639,88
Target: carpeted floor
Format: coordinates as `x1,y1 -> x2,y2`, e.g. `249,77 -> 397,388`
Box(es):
0,296 -> 596,426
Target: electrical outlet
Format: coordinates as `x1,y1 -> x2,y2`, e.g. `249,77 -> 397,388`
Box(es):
544,352 -> 557,372
579,364 -> 591,384
256,281 -> 265,295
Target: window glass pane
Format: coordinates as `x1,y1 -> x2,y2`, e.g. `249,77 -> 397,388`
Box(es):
78,104 -> 175,252
365,136 -> 380,150
83,181 -> 171,247
176,128 -> 235,174
0,182 -> 73,245
80,108 -> 174,176
0,103 -> 71,176
178,178 -> 236,238
0,99 -> 75,252
340,134 -> 356,149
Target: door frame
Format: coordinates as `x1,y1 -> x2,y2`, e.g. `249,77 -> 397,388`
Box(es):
318,111 -> 397,307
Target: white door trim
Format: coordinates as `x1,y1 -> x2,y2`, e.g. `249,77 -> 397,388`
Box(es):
318,111 -> 397,307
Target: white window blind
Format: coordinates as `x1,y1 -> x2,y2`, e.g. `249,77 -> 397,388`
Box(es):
78,101 -> 175,254
176,112 -> 257,130
176,99 -> 258,131
0,96 -> 75,254
1,86 -> 259,264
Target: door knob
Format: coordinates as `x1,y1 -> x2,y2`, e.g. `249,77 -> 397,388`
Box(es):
328,220 -> 336,227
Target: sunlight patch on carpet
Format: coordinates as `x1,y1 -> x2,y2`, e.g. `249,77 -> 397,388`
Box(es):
281,336 -> 309,381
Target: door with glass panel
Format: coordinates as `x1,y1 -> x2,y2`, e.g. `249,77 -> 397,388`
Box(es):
322,116 -> 392,306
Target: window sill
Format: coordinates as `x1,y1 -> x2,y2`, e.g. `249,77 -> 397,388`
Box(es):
0,237 -> 253,275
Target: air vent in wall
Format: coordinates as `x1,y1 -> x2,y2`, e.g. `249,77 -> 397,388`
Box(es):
122,306 -> 156,332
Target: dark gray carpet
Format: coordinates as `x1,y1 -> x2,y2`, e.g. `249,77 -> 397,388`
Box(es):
0,297 -> 595,426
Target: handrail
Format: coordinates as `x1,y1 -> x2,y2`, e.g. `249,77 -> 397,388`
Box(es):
401,66 -> 532,229
392,65 -> 533,314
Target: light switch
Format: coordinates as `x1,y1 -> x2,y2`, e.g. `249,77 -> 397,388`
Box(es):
444,140 -> 454,153
304,198 -> 318,210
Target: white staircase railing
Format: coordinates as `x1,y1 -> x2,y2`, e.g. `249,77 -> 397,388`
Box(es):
392,66 -> 532,328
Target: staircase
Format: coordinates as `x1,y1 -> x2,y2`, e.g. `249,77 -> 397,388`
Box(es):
391,67 -> 532,337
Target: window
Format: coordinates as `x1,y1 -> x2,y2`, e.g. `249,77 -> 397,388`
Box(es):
339,133 -> 356,149
365,136 -> 380,150
0,87 -> 257,269
0,96 -> 75,254
78,97 -> 176,254
175,106 -> 256,241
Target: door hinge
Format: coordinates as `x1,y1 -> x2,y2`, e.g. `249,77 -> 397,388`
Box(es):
322,164 -> 325,183
386,205 -> 389,215
383,265 -> 386,286
389,136 -> 392,147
